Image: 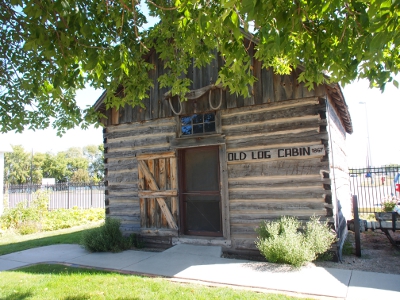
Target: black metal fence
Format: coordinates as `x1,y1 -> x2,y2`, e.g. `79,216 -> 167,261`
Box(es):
3,182 -> 105,210
349,166 -> 400,213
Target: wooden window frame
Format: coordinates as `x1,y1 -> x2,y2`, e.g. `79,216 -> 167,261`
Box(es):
175,111 -> 222,138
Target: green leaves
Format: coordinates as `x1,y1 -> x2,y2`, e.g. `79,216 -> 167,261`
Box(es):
1,0 -> 400,134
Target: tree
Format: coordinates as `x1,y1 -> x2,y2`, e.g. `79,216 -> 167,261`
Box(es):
83,145 -> 104,183
2,0 -> 399,134
71,168 -> 90,183
4,145 -> 30,184
41,152 -> 69,182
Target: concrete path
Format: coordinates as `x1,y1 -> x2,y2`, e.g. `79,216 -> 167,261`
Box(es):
1,244 -> 399,299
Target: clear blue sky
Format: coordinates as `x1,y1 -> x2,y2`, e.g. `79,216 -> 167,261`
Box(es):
1,77 -> 399,167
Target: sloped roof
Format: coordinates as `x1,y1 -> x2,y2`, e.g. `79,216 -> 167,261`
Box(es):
326,83 -> 353,134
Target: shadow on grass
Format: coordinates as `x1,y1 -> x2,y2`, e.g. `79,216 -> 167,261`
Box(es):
0,291 -> 33,300
12,264 -> 120,276
0,227 -> 100,256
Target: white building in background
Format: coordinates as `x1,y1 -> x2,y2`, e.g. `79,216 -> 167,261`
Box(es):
0,143 -> 12,215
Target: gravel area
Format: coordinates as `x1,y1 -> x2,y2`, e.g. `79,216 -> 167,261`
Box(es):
312,230 -> 400,274
225,230 -> 400,275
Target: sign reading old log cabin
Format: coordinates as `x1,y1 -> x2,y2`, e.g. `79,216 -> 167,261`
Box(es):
227,145 -> 325,162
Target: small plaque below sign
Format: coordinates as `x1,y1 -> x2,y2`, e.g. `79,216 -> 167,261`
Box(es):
227,145 -> 325,162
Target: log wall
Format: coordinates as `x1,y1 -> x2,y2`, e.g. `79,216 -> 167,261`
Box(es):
326,98 -> 351,259
104,117 -> 177,233
100,44 -> 351,254
222,97 -> 331,252
102,43 -> 326,126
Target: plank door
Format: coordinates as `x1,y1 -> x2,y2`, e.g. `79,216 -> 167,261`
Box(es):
179,146 -> 222,236
137,152 -> 179,230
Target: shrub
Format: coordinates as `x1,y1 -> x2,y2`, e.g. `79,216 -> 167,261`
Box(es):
0,190 -> 104,234
80,218 -> 139,252
256,216 -> 336,267
380,196 -> 397,212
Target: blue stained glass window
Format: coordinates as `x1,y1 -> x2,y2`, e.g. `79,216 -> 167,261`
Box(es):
180,112 -> 216,136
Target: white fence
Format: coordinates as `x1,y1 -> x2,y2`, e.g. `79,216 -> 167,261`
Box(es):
4,183 -> 105,210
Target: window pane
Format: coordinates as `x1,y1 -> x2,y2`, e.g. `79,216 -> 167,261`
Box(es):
192,114 -> 203,124
204,122 -> 215,133
193,124 -> 204,134
204,113 -> 215,122
181,125 -> 192,135
181,116 -> 191,126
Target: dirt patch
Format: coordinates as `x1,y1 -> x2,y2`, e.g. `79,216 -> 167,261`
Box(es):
313,230 -> 400,274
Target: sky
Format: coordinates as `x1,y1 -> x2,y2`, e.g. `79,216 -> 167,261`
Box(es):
343,77 -> 400,167
0,87 -> 105,154
1,77 -> 399,167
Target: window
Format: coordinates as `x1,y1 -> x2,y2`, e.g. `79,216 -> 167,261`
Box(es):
180,112 -> 216,136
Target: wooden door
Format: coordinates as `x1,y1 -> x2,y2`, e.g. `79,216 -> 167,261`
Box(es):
179,146 -> 222,236
137,152 -> 178,230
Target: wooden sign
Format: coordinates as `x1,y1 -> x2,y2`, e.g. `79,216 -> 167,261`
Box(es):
227,144 -> 325,162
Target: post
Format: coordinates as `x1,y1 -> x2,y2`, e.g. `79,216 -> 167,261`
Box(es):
67,182 -> 70,209
0,152 -> 5,215
353,195 -> 362,257
0,144 -> 12,215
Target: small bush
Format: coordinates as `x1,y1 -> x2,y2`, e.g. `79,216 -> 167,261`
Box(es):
18,221 -> 41,235
80,218 -> 137,252
381,196 -> 397,212
0,190 -> 104,234
342,238 -> 353,256
256,216 -> 336,267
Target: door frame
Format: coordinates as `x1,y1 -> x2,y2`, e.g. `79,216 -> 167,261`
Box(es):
171,134 -> 231,240
178,146 -> 222,236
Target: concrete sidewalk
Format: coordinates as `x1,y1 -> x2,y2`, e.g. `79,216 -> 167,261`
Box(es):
1,244 -> 399,299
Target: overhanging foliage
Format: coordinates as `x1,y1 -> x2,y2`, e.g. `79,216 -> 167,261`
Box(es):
1,0 -> 399,133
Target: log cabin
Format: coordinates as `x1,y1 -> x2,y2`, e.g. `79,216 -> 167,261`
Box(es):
93,38 -> 353,259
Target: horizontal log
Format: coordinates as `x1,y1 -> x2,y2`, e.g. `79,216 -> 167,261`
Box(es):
229,189 -> 328,200
105,184 -> 138,191
108,204 -> 140,211
230,213 -> 331,225
136,151 -> 176,160
223,117 -> 324,137
231,232 -> 259,239
107,169 -> 138,177
226,130 -> 328,150
222,104 -> 325,127
229,200 -> 326,211
106,189 -> 138,197
105,117 -> 175,134
138,190 -> 177,198
140,228 -> 178,237
170,134 -> 226,149
106,135 -> 173,150
106,159 -> 137,169
228,158 -> 329,178
105,195 -> 139,201
230,225 -> 258,235
104,146 -> 171,159
106,173 -> 138,183
221,97 -> 320,118
106,212 -> 141,220
225,127 -> 320,142
106,157 -> 136,164
106,125 -> 176,140
141,236 -> 173,245
232,239 -> 258,251
228,175 -> 330,189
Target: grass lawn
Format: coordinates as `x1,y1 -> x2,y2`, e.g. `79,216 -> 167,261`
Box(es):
0,221 -> 103,255
0,264 -> 307,300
